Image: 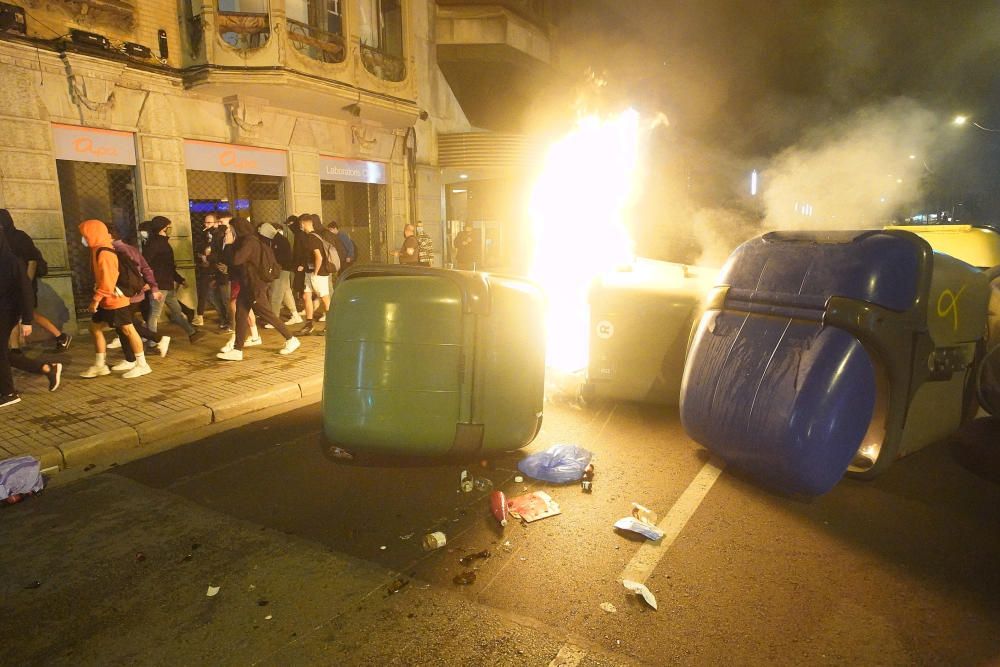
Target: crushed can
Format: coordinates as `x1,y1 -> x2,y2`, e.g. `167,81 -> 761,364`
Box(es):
581,463 -> 595,493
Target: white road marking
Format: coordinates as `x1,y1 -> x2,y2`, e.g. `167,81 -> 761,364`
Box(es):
621,458 -> 726,584
549,643 -> 587,667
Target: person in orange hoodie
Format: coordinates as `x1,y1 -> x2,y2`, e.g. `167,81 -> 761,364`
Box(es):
78,219 -> 151,379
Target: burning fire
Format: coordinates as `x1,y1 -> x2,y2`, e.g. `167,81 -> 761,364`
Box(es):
528,109 -> 642,374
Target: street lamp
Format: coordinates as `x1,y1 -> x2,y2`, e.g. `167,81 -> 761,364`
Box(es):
952,114 -> 1000,132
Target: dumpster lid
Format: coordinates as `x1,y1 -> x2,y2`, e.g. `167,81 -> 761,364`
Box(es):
339,265 -> 492,315
718,230 -> 930,313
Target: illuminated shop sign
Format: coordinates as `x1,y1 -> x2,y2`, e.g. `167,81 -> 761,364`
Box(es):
319,155 -> 386,184
52,123 -> 136,165
184,140 -> 288,177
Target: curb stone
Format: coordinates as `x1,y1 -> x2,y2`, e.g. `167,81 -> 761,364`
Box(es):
298,374 -> 323,397
58,426 -> 140,467
6,373 -> 326,473
207,382 -> 303,423
134,406 -> 214,444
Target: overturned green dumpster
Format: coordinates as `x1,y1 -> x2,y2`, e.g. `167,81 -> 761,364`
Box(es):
321,266 -> 546,458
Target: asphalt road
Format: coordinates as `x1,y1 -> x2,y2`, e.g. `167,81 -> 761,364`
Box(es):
2,399 -> 1000,665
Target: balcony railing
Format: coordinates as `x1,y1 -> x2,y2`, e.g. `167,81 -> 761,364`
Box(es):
286,18 -> 346,64
360,43 -> 405,82
217,10 -> 270,49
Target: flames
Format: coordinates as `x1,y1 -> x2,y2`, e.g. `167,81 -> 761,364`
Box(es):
528,109 -> 642,373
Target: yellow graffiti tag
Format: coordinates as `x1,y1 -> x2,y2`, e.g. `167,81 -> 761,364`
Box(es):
936,285 -> 967,332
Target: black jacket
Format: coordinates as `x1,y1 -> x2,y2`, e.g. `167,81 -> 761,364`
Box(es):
0,209 -> 42,283
230,217 -> 267,294
272,231 -> 294,271
142,235 -> 184,291
0,232 -> 33,321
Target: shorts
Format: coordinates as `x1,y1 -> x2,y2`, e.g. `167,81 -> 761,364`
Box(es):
304,272 -> 330,298
93,305 -> 133,329
230,280 -> 241,301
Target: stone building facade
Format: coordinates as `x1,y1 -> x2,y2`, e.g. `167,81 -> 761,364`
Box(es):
0,0 -> 474,334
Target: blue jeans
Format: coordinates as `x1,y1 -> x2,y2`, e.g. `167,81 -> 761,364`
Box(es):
149,290 -> 196,336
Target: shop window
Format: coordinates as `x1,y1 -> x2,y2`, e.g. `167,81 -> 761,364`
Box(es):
358,0 -> 405,82
319,180 -> 388,263
57,160 -> 140,315
217,0 -> 270,49
286,0 -> 345,64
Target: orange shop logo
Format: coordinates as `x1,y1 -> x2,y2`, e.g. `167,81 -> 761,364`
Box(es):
72,137 -> 118,158
219,149 -> 258,170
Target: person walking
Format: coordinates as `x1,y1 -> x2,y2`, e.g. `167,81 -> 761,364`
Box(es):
329,220 -> 356,268
1,224 -> 58,406
216,217 -> 300,361
143,216 -> 203,343
193,213 -> 227,327
0,209 -> 72,351
78,219 -> 151,379
107,231 -> 171,369
259,222 -> 300,325
297,214 -> 334,336
393,224 -> 420,265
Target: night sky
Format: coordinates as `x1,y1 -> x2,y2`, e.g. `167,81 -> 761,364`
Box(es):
553,1 -> 1000,223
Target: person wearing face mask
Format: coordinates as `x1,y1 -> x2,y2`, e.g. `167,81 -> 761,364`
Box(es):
142,216 -> 202,343
415,221 -> 434,267
78,219 -> 151,379
193,213 -> 226,327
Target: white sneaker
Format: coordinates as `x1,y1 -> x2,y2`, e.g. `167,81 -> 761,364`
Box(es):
122,363 -> 152,379
192,315 -> 204,326
158,336 -> 171,357
285,314 -> 303,325
245,336 -> 263,347
263,323 -> 275,329
220,335 -> 236,353
279,337 -> 301,355
80,364 -> 111,378
107,338 -> 122,349
217,349 -> 244,361
318,314 -> 327,322
111,360 -> 136,372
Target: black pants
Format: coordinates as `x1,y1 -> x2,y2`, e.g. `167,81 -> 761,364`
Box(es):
235,283 -> 291,351
9,349 -> 46,375
115,303 -> 158,363
0,312 -> 16,395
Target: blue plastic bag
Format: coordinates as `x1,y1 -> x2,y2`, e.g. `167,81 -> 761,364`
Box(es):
517,444 -> 592,483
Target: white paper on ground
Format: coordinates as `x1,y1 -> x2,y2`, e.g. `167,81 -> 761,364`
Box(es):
622,579 -> 657,610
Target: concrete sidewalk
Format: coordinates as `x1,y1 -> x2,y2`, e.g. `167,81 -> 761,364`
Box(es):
2,323 -> 325,473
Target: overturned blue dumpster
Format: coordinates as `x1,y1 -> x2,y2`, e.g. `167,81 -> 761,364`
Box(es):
680,230 -> 990,496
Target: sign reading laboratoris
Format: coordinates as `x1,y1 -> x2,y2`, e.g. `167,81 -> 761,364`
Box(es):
320,155 -> 387,184
183,140 -> 288,176
52,123 -> 137,165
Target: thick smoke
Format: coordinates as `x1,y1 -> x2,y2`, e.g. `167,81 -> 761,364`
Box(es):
638,99 -> 952,267
761,99 -> 943,231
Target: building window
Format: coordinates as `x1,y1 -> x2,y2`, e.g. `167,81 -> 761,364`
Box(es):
286,0 -> 346,64
217,0 -> 270,49
358,0 -> 405,82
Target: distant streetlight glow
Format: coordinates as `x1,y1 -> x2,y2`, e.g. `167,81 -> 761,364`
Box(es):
909,154 -> 916,160
750,169 -> 758,196
459,173 -> 469,179
953,115 -> 968,126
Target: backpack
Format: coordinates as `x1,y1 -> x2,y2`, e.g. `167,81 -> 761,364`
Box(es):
97,247 -> 145,297
34,254 -> 49,278
311,231 -> 342,274
257,237 -> 282,283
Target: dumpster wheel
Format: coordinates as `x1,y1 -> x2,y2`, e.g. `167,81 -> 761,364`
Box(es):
846,356 -> 892,479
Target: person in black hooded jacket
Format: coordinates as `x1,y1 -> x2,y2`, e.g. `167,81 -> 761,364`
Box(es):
216,217 -> 300,361
0,209 -> 72,351
142,216 -> 199,342
0,228 -> 37,406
